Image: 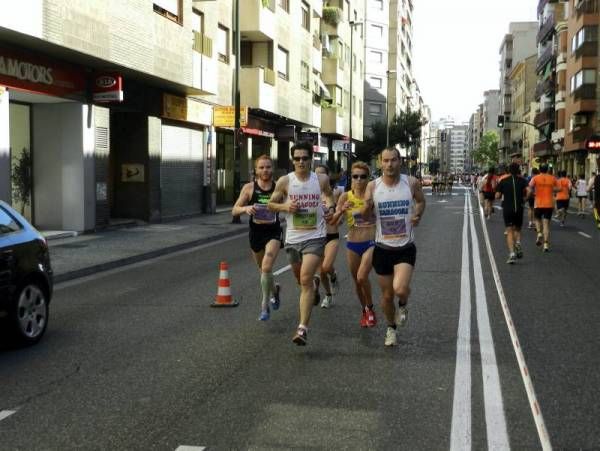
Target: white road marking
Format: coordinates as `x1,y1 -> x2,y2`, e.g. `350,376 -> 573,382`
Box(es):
476,195 -> 552,450
0,410 -> 16,421
578,231 -> 592,239
450,194 -> 472,451
273,264 -> 291,276
175,447 -> 206,451
468,195 -> 510,450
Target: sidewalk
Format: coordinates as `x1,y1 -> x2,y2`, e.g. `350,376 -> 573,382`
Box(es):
49,211 -> 247,283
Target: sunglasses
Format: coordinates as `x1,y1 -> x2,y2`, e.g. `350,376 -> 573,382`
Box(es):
352,174 -> 368,179
293,156 -> 311,162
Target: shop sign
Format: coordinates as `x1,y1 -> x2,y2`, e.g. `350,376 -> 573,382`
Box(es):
213,105 -> 248,127
332,139 -> 351,152
93,73 -> 123,103
162,94 -> 212,125
585,135 -> 600,153
275,125 -> 296,141
121,164 -> 145,183
241,127 -> 275,139
0,46 -> 85,97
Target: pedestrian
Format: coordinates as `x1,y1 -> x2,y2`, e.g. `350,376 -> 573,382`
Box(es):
587,164 -> 600,229
314,165 -> 341,308
526,168 -> 540,229
231,154 -> 283,321
480,167 -> 497,219
528,164 -> 559,252
495,163 -> 529,264
361,147 -> 426,347
267,142 -> 335,345
332,161 -> 377,327
575,173 -> 588,217
555,170 -> 572,227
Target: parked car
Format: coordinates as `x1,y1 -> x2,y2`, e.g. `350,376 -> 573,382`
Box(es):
421,175 -> 433,187
0,201 -> 53,345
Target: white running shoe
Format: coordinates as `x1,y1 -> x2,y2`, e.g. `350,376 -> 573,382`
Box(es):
321,295 -> 333,309
329,272 -> 339,295
395,306 -> 408,327
384,327 -> 397,347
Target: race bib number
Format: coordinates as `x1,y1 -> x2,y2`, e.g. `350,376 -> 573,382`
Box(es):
380,216 -> 407,239
253,203 -> 276,224
293,210 -> 317,229
352,211 -> 374,227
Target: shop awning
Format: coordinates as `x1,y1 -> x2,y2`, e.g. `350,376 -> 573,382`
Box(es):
315,77 -> 331,99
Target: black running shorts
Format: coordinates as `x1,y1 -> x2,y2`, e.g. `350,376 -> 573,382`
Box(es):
503,209 -> 524,228
372,243 -> 417,275
556,199 -> 569,210
534,208 -> 553,220
249,226 -> 283,253
483,192 -> 495,201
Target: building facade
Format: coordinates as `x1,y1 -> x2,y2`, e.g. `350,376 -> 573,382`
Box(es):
509,54 -> 537,170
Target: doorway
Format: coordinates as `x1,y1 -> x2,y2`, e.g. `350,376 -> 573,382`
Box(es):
9,102 -> 32,222
216,131 -> 234,204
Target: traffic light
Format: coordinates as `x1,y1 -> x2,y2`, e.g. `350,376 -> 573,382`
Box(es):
585,134 -> 600,153
497,115 -> 505,128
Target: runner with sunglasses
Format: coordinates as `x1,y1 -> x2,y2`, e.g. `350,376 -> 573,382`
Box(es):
268,142 -> 335,345
332,161 -> 377,327
232,155 -> 283,321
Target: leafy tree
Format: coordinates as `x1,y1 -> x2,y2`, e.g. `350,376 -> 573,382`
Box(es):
356,110 -> 426,163
11,148 -> 32,215
472,131 -> 499,168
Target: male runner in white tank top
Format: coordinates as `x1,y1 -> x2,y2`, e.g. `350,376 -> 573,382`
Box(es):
362,147 -> 426,347
268,142 -> 335,345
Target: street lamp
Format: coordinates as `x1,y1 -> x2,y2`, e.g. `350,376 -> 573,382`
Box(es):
346,20 -> 362,191
385,70 -> 397,148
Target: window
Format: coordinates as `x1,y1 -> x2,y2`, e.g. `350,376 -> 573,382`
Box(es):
570,69 -> 596,92
301,62 -> 310,89
278,0 -> 289,12
371,24 -> 384,38
277,46 -> 289,80
372,0 -> 384,9
571,26 -> 598,53
369,77 -> 383,89
345,0 -> 351,21
217,25 -> 230,63
301,1 -> 310,31
0,207 -> 21,235
352,95 -> 356,115
369,102 -> 383,115
353,53 -> 356,71
154,0 -> 182,24
191,9 -> 204,33
359,100 -> 363,118
335,86 -> 343,106
345,44 -> 351,66
369,50 -> 383,63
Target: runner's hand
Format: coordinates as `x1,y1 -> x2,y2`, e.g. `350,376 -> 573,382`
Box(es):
342,201 -> 353,212
286,200 -> 298,213
411,214 -> 422,226
245,205 -> 257,216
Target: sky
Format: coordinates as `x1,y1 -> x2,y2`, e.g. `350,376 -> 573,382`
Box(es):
412,0 -> 538,124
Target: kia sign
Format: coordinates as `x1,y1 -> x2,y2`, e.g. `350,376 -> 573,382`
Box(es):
585,134 -> 600,153
93,73 -> 123,103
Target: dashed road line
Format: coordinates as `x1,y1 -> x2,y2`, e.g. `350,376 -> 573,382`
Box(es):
273,264 -> 291,276
0,410 -> 16,422
578,231 -> 592,239
175,447 -> 206,451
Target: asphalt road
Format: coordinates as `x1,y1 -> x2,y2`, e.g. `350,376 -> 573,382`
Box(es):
1,186 -> 598,450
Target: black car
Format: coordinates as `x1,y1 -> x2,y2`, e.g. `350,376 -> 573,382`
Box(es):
0,201 -> 53,345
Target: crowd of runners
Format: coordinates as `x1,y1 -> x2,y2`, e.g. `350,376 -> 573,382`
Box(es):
233,143 -> 425,347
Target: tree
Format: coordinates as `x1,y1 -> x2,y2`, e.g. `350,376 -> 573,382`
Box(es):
11,148 -> 32,215
355,110 -> 426,163
472,131 -> 499,169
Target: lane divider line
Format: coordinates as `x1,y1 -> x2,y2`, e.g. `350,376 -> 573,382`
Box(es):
450,194 -> 472,451
175,446 -> 206,451
475,194 -> 552,450
578,231 -> 592,239
273,264 -> 291,276
0,410 -> 16,422
468,195 -> 510,450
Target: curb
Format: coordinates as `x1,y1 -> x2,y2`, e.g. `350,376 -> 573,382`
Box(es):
54,228 -> 247,284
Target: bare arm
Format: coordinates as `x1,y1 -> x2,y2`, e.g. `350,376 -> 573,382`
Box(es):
231,182 -> 254,217
331,191 -> 349,224
360,181 -> 375,218
410,176 -> 426,226
268,176 -> 295,213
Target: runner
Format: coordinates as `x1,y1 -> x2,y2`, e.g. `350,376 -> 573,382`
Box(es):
575,173 -> 588,218
332,161 -> 377,327
267,142 -> 335,345
588,162 -> 600,229
314,165 -> 341,309
555,170 -> 572,227
480,167 -> 497,219
362,147 -> 426,347
528,164 -> 559,252
526,168 -> 540,229
495,163 -> 529,264
231,155 -> 283,321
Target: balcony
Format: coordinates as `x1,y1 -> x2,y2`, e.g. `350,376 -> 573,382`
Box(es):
534,107 -> 555,127
576,0 -> 599,18
571,127 -> 594,144
322,6 -> 343,35
533,140 -> 552,156
537,0 -> 549,16
535,77 -> 555,99
321,106 -> 346,136
573,84 -> 597,102
322,55 -> 345,86
240,66 -> 276,113
240,0 -> 276,41
574,41 -> 599,59
537,14 -> 555,44
536,46 -> 555,73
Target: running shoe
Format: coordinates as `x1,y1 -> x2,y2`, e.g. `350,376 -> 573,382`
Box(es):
365,308 -> 377,327
360,310 -> 368,328
506,253 -> 516,264
292,327 -> 307,346
259,308 -> 270,321
528,221 -> 535,229
395,305 -> 408,327
313,277 -> 321,306
384,327 -> 397,347
329,271 -> 339,295
543,242 -> 550,252
321,295 -> 332,309
515,243 -> 523,259
270,283 -> 281,310
535,233 -> 543,247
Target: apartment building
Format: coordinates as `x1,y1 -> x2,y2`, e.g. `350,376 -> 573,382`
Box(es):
509,55 -> 537,170
499,22 -> 538,163
482,89 -> 501,135
562,0 -> 599,178
449,124 -> 468,174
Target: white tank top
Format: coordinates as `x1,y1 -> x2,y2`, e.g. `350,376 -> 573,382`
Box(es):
286,172 -> 326,244
373,175 -> 414,247
576,179 -> 588,196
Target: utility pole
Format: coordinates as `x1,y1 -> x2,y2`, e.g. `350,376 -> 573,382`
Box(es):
232,0 -> 242,224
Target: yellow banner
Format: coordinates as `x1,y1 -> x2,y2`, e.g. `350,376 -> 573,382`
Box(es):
213,106 -> 248,127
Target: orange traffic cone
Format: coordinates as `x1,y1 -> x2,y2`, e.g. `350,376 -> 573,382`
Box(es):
211,261 -> 239,308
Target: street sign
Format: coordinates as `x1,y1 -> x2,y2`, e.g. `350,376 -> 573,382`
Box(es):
213,106 -> 248,127
332,139 -> 352,152
585,134 -> 600,153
